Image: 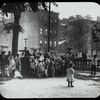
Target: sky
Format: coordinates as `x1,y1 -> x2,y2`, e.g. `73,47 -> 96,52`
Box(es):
51,2 -> 100,20
0,2 -> 100,21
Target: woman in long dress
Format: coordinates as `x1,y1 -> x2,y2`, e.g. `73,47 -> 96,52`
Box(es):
36,60 -> 44,78
29,55 -> 36,77
8,55 -> 16,77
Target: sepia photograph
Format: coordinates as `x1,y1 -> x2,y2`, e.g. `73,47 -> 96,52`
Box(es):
0,2 -> 100,98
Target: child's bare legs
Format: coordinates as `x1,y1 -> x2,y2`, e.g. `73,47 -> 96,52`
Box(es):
68,81 -> 74,87
68,81 -> 70,87
71,81 -> 74,87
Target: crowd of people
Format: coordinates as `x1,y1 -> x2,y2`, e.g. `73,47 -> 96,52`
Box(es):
0,47 -> 77,78
0,47 -> 97,80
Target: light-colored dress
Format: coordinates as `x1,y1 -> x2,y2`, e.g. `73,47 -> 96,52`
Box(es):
66,68 -> 75,82
91,58 -> 97,66
9,59 -> 16,70
14,70 -> 22,78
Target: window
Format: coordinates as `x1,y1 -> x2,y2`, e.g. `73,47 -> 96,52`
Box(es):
50,30 -> 52,34
50,41 -> 52,46
40,28 -> 43,34
55,19 -> 57,23
93,50 -> 96,56
40,40 -> 43,44
45,41 -> 47,44
50,19 -> 53,23
54,30 -> 57,34
54,41 -> 57,47
61,23 -> 66,26
45,29 -> 48,35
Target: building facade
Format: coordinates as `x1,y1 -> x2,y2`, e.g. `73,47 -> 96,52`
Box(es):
57,18 -> 100,58
0,10 -> 59,54
57,18 -> 69,55
0,16 -> 14,54
37,10 -> 59,53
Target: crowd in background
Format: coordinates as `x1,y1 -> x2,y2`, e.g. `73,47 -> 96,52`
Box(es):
0,47 -> 90,78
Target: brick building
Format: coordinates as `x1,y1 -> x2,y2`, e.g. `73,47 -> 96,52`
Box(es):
36,10 -> 59,53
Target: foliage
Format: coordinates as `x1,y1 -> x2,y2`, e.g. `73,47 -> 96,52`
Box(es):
91,23 -> 100,42
0,2 -> 48,32
0,2 -> 57,55
62,14 -> 100,53
4,22 -> 24,32
0,2 -> 58,33
63,16 -> 93,52
0,2 -> 48,15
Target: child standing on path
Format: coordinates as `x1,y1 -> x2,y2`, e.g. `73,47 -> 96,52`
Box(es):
66,62 -> 75,87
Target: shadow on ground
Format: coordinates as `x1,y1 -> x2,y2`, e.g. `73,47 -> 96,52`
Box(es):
88,83 -> 100,86
0,76 -> 48,82
58,84 -> 69,88
0,77 -> 13,82
74,73 -> 100,82
0,82 -> 5,85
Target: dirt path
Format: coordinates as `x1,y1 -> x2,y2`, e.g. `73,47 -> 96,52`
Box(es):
0,77 -> 100,98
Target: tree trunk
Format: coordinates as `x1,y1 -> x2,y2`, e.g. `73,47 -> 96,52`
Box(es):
12,13 -> 20,56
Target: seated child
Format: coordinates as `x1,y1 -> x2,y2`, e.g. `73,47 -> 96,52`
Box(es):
14,69 -> 23,78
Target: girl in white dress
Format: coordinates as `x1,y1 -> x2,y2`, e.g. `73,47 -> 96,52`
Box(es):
66,62 -> 75,87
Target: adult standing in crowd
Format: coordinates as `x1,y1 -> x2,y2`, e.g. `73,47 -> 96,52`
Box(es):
82,51 -> 87,67
24,47 -> 30,56
0,51 -> 8,76
48,58 -> 55,77
91,55 -> 97,76
8,55 -> 16,77
21,52 -> 30,78
44,50 -> 50,59
14,54 -> 21,72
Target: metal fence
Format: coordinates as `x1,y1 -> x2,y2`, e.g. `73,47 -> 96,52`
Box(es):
74,58 -> 100,71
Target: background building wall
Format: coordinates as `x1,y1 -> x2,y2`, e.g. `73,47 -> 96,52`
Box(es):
0,16 -> 13,54
18,11 -> 40,54
0,10 -> 59,54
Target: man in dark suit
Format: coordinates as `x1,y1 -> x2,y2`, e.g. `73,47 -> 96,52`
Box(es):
0,51 -> 8,76
24,47 -> 30,56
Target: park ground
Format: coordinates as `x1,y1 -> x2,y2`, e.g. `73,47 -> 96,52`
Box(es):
0,70 -> 100,98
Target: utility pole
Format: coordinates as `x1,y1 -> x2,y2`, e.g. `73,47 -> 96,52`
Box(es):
48,2 -> 51,52
24,38 -> 28,48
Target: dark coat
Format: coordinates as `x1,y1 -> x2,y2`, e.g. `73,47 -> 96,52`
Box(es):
48,61 -> 55,77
